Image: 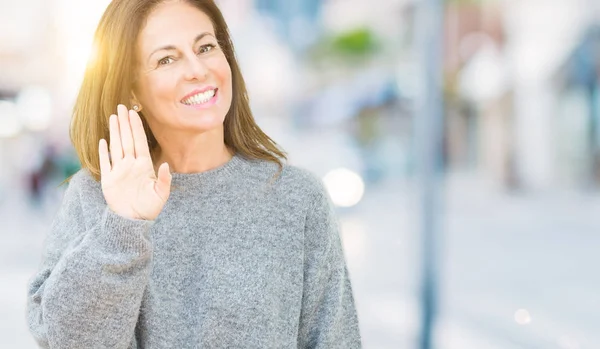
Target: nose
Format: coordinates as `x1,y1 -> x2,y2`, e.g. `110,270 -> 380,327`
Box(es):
182,54 -> 209,81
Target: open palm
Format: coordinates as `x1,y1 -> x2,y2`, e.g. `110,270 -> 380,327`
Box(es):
98,104 -> 171,221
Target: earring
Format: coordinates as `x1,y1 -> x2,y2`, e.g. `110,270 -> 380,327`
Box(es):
133,105 -> 140,111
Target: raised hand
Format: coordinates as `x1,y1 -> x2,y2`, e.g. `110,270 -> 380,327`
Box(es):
98,104 -> 171,220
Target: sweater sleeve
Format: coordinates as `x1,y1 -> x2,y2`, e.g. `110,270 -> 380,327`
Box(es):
26,172 -> 153,349
297,179 -> 362,349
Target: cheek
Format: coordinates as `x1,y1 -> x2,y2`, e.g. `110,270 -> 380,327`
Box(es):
222,62 -> 232,85
210,54 -> 232,88
141,74 -> 176,103
217,61 -> 233,101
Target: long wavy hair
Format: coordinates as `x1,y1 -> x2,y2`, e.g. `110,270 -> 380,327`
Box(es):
70,0 -> 286,182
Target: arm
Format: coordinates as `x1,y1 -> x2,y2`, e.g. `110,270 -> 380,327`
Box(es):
297,179 -> 362,349
26,172 -> 153,348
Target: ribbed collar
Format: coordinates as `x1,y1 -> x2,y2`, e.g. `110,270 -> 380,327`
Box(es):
170,152 -> 245,188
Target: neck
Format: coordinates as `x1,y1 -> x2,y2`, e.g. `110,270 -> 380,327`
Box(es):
152,127 -> 233,174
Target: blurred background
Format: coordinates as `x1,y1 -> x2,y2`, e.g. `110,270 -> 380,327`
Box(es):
2,0 -> 600,348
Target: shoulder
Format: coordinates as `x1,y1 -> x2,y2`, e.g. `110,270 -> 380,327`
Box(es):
238,156 -> 327,204
61,169 -> 106,226
65,168 -> 102,197
281,165 -> 338,231
279,164 -> 326,198
44,170 -> 103,252
275,163 -> 331,212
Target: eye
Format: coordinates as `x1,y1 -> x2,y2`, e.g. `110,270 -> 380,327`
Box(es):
198,44 -> 216,54
158,56 -> 174,66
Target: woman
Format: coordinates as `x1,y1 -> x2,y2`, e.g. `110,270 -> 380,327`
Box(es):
26,0 -> 362,348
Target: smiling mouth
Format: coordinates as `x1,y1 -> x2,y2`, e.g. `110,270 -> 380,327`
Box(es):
181,88 -> 218,105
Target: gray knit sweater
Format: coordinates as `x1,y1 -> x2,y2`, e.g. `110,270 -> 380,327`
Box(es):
26,153 -> 362,348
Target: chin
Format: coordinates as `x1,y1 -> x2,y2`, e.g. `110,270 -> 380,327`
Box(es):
186,113 -> 226,132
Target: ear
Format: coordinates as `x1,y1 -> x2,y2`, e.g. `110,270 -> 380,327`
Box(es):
131,92 -> 143,112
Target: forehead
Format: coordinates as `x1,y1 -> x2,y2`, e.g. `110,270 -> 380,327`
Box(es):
138,1 -> 215,50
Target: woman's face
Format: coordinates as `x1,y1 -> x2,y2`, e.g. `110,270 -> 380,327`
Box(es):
133,1 -> 233,136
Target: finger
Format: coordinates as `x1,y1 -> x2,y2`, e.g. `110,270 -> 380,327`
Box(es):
109,114 -> 123,164
117,104 -> 134,158
129,109 -> 151,158
154,162 -> 172,202
99,138 -> 111,177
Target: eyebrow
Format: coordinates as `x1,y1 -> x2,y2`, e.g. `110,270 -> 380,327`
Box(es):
147,32 -> 215,62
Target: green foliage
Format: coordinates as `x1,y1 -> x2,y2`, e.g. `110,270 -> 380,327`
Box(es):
330,28 -> 378,56
308,27 -> 380,66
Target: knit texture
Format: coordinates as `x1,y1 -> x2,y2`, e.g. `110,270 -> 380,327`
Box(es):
26,153 -> 362,348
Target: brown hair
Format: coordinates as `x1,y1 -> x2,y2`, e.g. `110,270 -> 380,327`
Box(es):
70,0 -> 286,182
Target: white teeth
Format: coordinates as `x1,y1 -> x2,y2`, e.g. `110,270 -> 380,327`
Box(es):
183,89 -> 216,105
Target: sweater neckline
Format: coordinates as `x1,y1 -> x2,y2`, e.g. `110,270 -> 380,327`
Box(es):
170,152 -> 244,186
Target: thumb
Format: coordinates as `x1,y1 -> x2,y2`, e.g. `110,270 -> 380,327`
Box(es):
155,162 -> 172,200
